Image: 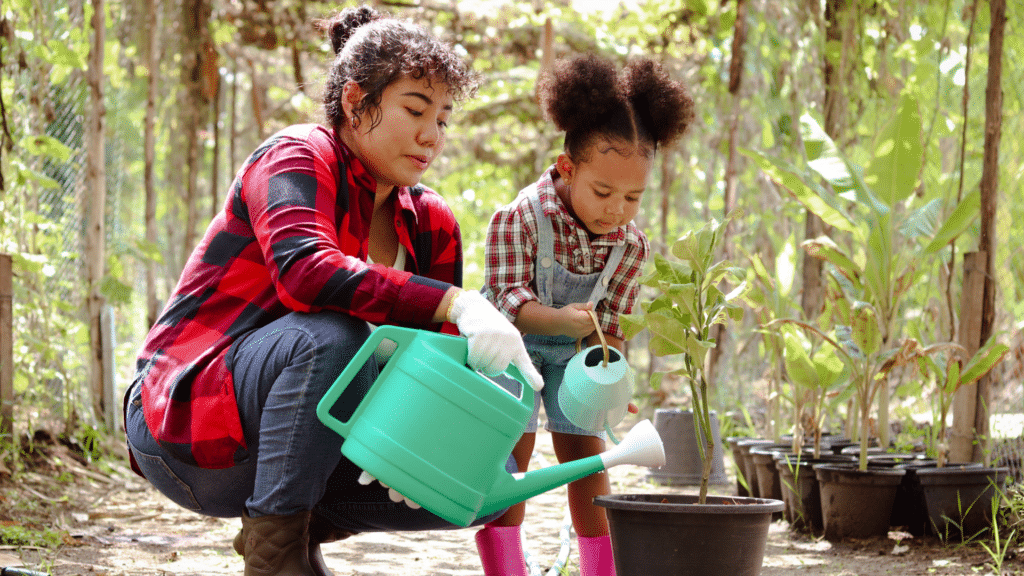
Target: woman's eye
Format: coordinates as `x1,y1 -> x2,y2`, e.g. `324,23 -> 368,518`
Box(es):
407,108 -> 423,117
626,196 -> 641,203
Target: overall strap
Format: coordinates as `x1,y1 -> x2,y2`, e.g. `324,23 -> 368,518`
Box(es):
586,241 -> 627,305
527,187 -> 556,306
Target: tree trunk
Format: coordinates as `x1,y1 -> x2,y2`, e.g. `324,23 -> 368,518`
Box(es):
181,0 -> 212,257
1,254 -> 12,439
706,0 -> 747,391
144,0 -> 160,327
85,0 -> 108,425
956,0 -> 1005,464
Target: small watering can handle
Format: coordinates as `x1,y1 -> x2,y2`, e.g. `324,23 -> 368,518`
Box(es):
316,325 -> 418,438
575,310 -> 609,367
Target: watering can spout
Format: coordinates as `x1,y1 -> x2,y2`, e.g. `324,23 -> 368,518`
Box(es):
477,419 -> 666,519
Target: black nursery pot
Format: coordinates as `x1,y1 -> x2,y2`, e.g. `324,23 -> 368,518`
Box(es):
774,453 -> 855,534
916,465 -> 1010,539
595,493 -> 784,576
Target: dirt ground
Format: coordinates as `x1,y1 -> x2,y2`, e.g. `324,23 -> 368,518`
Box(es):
1,420 -> 1021,576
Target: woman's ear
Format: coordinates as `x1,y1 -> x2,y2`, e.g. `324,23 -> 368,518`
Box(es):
341,80 -> 366,126
555,153 -> 574,185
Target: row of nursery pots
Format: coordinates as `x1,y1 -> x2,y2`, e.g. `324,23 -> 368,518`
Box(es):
728,436 -> 1011,541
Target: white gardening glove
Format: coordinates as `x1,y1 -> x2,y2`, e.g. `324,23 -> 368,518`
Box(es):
358,470 -> 421,509
447,290 -> 545,392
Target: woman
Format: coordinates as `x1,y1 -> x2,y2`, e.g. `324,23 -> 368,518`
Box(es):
123,6 -> 542,575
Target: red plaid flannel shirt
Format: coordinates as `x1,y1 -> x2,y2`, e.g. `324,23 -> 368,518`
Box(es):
132,124 -> 461,469
482,167 -> 649,339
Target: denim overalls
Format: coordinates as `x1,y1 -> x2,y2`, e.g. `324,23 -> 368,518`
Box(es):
498,185 -> 626,437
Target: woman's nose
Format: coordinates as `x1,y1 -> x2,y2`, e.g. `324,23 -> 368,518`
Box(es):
417,122 -> 440,147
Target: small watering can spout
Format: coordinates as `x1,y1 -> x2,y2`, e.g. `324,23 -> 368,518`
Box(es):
477,419 -> 665,519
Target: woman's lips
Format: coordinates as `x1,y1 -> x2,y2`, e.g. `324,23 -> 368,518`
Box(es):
408,155 -> 429,170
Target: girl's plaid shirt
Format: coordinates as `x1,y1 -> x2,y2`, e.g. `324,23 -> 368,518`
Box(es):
482,167 -> 649,340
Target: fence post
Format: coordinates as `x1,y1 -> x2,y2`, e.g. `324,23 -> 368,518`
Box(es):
1,254 -> 13,440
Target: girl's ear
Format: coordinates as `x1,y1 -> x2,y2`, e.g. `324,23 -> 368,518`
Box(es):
341,81 -> 366,125
555,153 -> 574,185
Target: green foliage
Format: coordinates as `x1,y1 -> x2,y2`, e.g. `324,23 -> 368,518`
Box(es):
621,212 -> 746,502
0,524 -> 64,549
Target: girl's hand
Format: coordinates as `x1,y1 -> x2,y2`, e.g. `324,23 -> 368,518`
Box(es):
559,302 -> 598,340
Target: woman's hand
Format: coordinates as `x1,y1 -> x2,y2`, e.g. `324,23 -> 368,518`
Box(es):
445,290 -> 545,391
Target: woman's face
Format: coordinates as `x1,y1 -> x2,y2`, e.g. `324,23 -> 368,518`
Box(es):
555,142 -> 652,236
342,75 -> 453,196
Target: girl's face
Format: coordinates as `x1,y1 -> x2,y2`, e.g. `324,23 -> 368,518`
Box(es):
341,75 -> 453,197
555,142 -> 652,236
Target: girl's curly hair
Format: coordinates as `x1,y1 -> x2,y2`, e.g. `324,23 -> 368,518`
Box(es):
317,6 -> 479,130
538,54 -> 695,162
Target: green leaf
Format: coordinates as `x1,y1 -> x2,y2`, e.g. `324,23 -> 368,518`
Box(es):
21,135 -> 72,162
47,39 -> 86,69
802,236 -> 861,285
619,312 -> 647,341
959,341 -> 1010,387
646,310 -> 689,357
863,92 -> 924,206
850,302 -> 881,357
923,190 -> 980,254
776,234 -> 797,296
741,148 -> 856,233
784,330 -> 817,389
901,199 -> 941,240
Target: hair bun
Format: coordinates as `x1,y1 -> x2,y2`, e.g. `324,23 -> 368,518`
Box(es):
539,54 -> 626,135
622,57 -> 695,146
321,5 -> 382,55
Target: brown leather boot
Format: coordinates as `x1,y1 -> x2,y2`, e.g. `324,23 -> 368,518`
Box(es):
234,511 -> 351,576
240,511 -> 316,576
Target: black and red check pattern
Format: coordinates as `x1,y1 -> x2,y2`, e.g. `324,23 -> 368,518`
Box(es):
482,167 -> 649,340
133,124 -> 462,469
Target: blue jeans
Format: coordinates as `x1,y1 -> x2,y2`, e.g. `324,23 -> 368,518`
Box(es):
126,311 -> 510,532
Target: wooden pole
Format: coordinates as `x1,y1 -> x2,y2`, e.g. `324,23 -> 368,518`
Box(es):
950,251 -> 986,463
1,254 -> 12,439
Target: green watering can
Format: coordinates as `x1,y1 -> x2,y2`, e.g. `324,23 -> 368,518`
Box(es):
316,325 -> 665,527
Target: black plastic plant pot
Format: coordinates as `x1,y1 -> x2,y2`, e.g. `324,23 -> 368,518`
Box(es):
726,436 -> 752,497
915,465 -> 1009,539
774,454 -> 855,534
814,463 -> 906,541
594,493 -> 784,576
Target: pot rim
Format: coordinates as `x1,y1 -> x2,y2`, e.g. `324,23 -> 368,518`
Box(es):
594,493 -> 784,514
812,462 -> 908,476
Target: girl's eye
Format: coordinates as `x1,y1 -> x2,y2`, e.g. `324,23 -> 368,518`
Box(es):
407,108 -> 424,117
594,191 -> 611,199
626,196 -> 641,203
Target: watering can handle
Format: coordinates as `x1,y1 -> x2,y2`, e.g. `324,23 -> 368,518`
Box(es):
574,310 -> 609,367
316,325 -> 418,438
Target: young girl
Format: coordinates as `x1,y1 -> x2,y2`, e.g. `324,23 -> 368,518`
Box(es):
477,54 -> 694,576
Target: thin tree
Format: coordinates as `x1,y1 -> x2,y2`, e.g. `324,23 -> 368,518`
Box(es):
144,0 -> 161,326
84,0 -> 108,424
952,0 -> 1006,464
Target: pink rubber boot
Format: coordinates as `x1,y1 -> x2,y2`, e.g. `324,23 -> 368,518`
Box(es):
475,524 -> 528,576
578,534 -> 617,576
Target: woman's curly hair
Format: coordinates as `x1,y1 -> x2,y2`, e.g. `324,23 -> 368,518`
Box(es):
538,54 -> 695,162
317,6 -> 479,130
